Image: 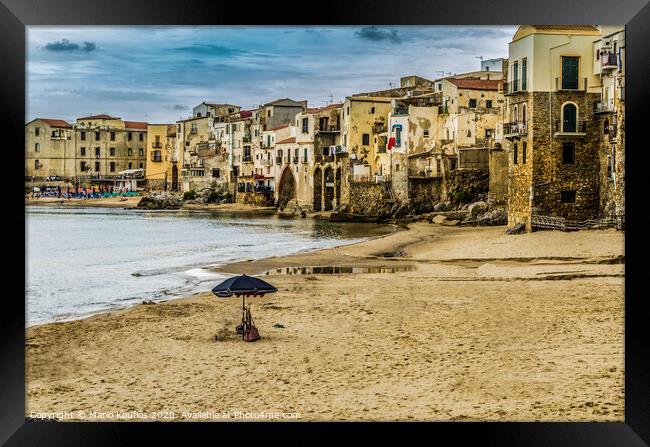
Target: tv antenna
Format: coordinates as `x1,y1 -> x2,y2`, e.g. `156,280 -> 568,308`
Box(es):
475,56 -> 484,61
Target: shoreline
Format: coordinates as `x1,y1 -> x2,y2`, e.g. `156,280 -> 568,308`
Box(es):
26,219 -> 404,329
26,224 -> 624,421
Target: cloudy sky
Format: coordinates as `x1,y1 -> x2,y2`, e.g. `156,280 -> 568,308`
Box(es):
27,26 -> 516,124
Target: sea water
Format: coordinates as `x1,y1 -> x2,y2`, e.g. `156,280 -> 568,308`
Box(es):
25,206 -> 394,326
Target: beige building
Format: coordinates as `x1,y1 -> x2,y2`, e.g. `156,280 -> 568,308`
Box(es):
25,119 -> 75,179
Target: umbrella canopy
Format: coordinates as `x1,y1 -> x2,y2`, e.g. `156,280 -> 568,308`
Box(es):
211,274 -> 277,297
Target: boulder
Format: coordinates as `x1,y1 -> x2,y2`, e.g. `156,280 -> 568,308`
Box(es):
441,219 -> 460,226
433,202 -> 445,212
468,201 -> 488,217
431,215 -> 447,224
137,192 -> 182,210
506,222 -> 526,234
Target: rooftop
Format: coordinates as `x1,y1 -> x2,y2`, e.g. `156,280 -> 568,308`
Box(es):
276,137 -> 296,144
305,103 -> 343,114
77,114 -> 120,120
266,124 -> 289,132
124,121 -> 148,130
34,118 -> 73,129
446,78 -> 502,91
512,25 -> 601,42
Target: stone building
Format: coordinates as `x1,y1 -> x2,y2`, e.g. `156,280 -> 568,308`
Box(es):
145,124 -> 178,191
177,114 -> 224,193
25,119 -> 75,179
503,25 -> 622,229
593,28 -> 625,223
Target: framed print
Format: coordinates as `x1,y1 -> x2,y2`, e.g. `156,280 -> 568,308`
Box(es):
2,0 -> 649,444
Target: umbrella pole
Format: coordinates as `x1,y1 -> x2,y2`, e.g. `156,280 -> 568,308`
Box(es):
242,294 -> 246,340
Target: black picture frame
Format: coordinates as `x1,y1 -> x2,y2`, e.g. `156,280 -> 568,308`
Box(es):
3,0 -> 649,444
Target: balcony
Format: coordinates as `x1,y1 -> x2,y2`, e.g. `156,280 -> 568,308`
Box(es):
555,77 -> 588,92
554,120 -> 587,138
152,141 -> 162,148
242,155 -> 253,163
275,156 -> 283,165
600,53 -> 618,71
437,105 -> 449,114
262,159 -> 272,167
243,135 -> 252,143
315,154 -> 335,163
503,121 -> 528,139
593,100 -> 614,114
292,157 -> 298,164
315,125 -> 340,133
302,156 -> 308,164
372,122 -> 387,134
504,81 -> 526,95
189,128 -> 198,134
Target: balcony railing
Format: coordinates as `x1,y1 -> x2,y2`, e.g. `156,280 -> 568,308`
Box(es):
554,120 -> 588,136
275,156 -> 282,165
316,125 -> 340,133
600,53 -> 618,70
555,77 -> 588,92
242,155 -> 253,163
503,121 -> 528,137
437,105 -> 449,114
152,141 -> 162,148
593,100 -> 614,114
302,156 -> 308,163
504,81 -> 526,95
315,154 -> 335,163
189,128 -> 197,134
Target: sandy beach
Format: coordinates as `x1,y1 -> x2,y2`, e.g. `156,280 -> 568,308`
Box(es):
26,223 -> 624,421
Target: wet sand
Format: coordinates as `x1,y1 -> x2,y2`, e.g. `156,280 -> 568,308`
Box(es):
26,224 -> 624,421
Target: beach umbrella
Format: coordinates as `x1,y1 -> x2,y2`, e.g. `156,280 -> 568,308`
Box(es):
211,274 -> 277,340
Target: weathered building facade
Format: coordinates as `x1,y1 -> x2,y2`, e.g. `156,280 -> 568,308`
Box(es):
145,124 -> 177,191
503,25 -> 620,229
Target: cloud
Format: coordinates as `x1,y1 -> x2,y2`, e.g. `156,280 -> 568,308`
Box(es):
355,26 -> 402,44
164,104 -> 189,111
44,38 -> 97,52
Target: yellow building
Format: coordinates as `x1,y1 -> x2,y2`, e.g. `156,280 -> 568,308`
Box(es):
145,124 -> 178,191
25,118 -> 75,179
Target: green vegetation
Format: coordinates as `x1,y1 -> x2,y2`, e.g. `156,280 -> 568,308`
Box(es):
182,190 -> 197,201
452,191 -> 473,205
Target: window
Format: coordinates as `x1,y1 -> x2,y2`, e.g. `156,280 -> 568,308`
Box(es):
95,162 -> 100,172
34,159 -> 40,169
128,162 -> 132,169
81,131 -> 86,141
128,132 -> 133,141
522,58 -> 527,90
139,148 -> 144,156
607,155 -> 614,180
562,142 -> 575,164
513,105 -> 518,123
513,143 -> 518,164
110,147 -> 116,156
267,109 -> 271,117
347,106 -> 350,116
95,132 -> 100,141
128,148 -> 133,156
362,133 -> 370,145
212,168 -> 220,178
562,103 -> 577,132
110,132 -> 115,141
603,118 -> 610,135
110,162 -> 116,172
522,141 -> 527,164
561,56 -> 579,90
561,190 -> 576,203
34,143 -> 40,152
370,106 -> 375,114
486,100 -> 493,109
35,127 -> 40,136
80,161 -> 87,171
303,147 -> 308,162
513,60 -> 519,91
302,117 -> 309,133
469,99 -> 477,109
80,147 -> 86,156
486,129 -> 494,139
139,133 -> 143,142
139,162 -> 143,169
95,147 -> 100,157
423,129 -> 430,138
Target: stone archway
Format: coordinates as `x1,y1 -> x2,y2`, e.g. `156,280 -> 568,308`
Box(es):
324,166 -> 334,211
313,167 -> 322,212
277,167 -> 296,208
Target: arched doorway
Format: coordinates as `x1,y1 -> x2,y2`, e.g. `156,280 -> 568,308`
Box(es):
335,168 -> 341,209
277,167 -> 296,208
313,167 -> 322,211
171,165 -> 178,191
324,166 -> 334,211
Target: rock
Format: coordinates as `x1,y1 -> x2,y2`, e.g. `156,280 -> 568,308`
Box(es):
468,201 -> 488,217
137,192 -> 182,210
506,222 -> 526,234
432,215 -> 447,224
441,219 -> 460,226
273,323 -> 286,328
300,210 -> 307,218
433,202 -> 445,212
382,250 -> 406,258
